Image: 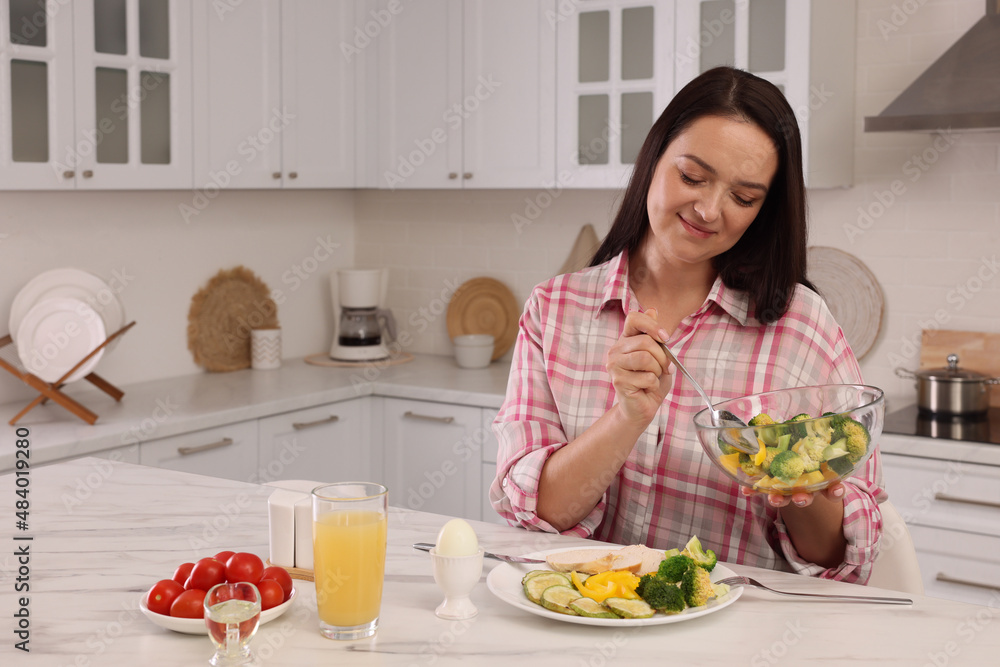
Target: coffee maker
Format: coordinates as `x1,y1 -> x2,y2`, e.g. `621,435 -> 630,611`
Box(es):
329,269 -> 397,361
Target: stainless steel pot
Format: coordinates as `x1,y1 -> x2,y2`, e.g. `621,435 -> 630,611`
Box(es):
896,354 -> 1000,416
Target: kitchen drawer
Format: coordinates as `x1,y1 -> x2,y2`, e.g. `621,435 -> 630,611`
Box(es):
882,453 -> 1000,537
257,398 -> 376,485
139,421 -> 258,482
909,524 -> 1000,607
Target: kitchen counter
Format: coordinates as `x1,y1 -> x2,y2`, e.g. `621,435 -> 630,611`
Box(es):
3,458 -> 999,666
0,354 -> 511,471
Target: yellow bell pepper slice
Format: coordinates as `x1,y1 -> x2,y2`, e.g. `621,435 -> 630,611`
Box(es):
571,570 -> 640,603
753,437 -> 767,466
718,452 -> 741,476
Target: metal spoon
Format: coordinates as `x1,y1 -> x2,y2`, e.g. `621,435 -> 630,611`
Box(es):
656,340 -> 756,455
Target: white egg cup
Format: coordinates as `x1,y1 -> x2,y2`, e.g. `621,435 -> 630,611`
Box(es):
430,548 -> 484,620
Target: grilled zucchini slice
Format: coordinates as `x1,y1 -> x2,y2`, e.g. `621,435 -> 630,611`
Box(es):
568,597 -> 617,618
539,585 -> 582,615
523,572 -> 573,604
605,597 -> 656,619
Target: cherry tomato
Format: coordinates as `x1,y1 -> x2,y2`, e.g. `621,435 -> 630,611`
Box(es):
146,579 -> 185,616
257,579 -> 285,611
185,557 -> 226,591
260,566 -> 294,601
225,552 -> 264,585
172,562 -> 194,586
214,550 -> 236,563
170,588 -> 207,618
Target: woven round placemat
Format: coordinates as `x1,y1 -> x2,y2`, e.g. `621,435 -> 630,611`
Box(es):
807,246 -> 884,360
446,277 -> 520,361
187,266 -> 278,372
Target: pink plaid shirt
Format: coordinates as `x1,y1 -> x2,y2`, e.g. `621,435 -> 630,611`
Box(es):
490,250 -> 886,583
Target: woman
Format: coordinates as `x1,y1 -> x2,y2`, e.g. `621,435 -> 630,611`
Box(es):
489,67 -> 885,583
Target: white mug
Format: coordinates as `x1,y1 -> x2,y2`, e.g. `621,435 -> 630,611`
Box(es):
251,328 -> 281,370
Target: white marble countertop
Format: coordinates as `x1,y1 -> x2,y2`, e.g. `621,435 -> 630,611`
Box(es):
2,458 -> 999,666
0,354 -> 511,471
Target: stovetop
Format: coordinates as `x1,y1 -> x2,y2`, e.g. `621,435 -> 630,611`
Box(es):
883,404 -> 1000,446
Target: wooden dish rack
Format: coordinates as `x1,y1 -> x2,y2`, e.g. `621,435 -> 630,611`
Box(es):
0,321 -> 136,425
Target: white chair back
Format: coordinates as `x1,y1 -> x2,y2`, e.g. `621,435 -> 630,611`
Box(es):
868,500 -> 924,596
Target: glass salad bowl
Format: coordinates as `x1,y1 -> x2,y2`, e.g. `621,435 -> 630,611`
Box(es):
692,384 -> 885,495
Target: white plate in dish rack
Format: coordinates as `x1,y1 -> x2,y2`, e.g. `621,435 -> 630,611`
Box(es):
8,268 -> 125,347
486,548 -> 742,627
16,297 -> 107,383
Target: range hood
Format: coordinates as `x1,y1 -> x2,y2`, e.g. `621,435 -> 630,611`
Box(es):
865,1 -> 1000,132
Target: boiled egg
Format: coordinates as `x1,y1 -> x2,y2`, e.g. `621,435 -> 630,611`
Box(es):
435,519 -> 479,557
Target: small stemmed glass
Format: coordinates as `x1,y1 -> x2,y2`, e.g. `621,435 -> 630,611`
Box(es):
204,582 -> 261,667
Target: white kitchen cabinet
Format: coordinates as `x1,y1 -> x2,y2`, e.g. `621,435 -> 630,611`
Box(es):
555,0 -> 675,188
381,397 -> 483,520
372,0 -> 555,189
674,0 -> 855,188
480,407 -> 505,524
257,398 -> 377,485
193,0 -> 356,190
139,420 -> 258,482
0,0 -> 192,189
882,445 -> 1000,605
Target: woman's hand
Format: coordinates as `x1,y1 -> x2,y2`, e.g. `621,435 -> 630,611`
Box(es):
739,482 -> 846,509
606,309 -> 674,428
740,482 -> 847,568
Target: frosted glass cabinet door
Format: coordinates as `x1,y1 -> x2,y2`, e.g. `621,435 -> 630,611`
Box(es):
72,0 -> 193,189
556,0 -> 674,189
0,0 -> 77,189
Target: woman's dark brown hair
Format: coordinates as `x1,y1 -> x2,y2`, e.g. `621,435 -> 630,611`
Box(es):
590,66 -> 812,324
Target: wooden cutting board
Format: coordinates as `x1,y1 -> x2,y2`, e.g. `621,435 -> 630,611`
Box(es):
920,330 -> 1000,407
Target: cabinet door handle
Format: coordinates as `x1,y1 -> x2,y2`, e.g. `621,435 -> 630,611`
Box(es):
292,415 -> 340,430
936,573 -> 1000,591
403,411 -> 454,424
448,172 -> 458,179
463,172 -> 472,180
177,437 -> 234,456
272,172 -> 281,179
934,492 -> 1000,511
288,171 -> 298,179
83,170 -> 93,178
63,170 -> 75,179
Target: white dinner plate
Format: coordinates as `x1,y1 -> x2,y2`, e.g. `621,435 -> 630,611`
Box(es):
16,297 -> 106,383
139,587 -> 298,635
486,548 -> 742,627
9,268 -> 125,347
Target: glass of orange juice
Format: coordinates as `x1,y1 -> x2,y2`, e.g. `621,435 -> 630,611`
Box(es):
311,482 -> 388,640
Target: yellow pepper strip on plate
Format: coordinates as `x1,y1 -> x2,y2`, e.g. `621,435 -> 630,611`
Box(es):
571,570 -> 641,603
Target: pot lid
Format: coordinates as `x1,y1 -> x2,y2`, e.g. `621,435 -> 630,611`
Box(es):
917,354 -> 993,382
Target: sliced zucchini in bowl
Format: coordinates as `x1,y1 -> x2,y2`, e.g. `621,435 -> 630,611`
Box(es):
604,597 -> 655,619
539,585 -> 583,615
568,597 -> 617,619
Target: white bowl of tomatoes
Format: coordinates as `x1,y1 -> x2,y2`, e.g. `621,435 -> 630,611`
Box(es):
140,550 -> 297,635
